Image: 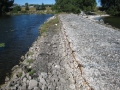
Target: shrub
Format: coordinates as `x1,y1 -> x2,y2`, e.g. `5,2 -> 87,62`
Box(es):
0,43 -> 5,47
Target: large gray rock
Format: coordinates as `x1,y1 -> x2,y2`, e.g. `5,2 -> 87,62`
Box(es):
5,76 -> 10,82
33,87 -> 40,90
28,80 -> 38,89
41,72 -> 47,79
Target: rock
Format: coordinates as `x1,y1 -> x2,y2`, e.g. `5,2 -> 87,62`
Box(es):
5,76 -> 9,82
60,78 -> 66,83
23,77 -> 27,83
41,72 -> 47,79
9,80 -> 16,86
99,19 -> 104,24
21,83 -> 27,90
33,87 -> 40,90
26,80 -> 29,85
39,82 -> 43,87
55,65 -> 60,69
20,56 -> 25,61
69,84 -> 75,89
28,80 -> 38,89
28,76 -> 32,80
12,65 -> 19,71
39,77 -> 46,85
10,86 -> 17,90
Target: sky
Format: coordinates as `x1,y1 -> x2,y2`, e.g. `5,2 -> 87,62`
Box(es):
14,0 -> 55,5
14,0 -> 101,6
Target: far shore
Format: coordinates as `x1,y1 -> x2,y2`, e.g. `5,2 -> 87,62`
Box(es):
86,14 -> 110,21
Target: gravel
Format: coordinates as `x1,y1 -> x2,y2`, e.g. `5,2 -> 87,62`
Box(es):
59,14 -> 120,90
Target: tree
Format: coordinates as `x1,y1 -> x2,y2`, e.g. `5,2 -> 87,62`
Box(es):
35,4 -> 40,10
41,3 -> 45,10
99,0 -> 120,16
53,0 -> 96,14
25,3 -> 29,10
81,0 -> 96,11
0,0 -> 14,15
12,6 -> 21,13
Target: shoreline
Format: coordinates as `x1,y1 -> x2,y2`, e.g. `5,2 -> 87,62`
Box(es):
82,14 -> 110,22
1,13 -> 120,90
85,14 -> 120,30
0,15 -> 57,89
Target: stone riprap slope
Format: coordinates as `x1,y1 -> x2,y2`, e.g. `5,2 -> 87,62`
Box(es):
1,14 -> 120,90
0,16 -> 89,90
59,14 -> 120,90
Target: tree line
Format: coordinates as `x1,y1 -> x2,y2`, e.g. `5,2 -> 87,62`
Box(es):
0,0 -> 120,16
99,0 -> 120,16
0,0 -> 14,15
11,3 -> 48,13
52,0 -> 97,14
0,1 -> 52,15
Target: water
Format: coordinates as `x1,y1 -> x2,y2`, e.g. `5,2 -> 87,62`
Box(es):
94,16 -> 120,29
0,14 -> 53,85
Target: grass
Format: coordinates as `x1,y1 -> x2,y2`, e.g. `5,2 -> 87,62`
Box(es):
18,72 -> 22,77
28,51 -> 34,56
95,11 -> 107,15
26,59 -> 33,64
39,16 -> 59,36
29,70 -> 34,75
0,43 -> 5,47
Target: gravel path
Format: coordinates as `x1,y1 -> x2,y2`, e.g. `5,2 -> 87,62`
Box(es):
59,14 -> 120,90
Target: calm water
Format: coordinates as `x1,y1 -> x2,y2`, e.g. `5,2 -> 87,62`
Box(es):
0,14 -> 53,85
94,16 -> 120,29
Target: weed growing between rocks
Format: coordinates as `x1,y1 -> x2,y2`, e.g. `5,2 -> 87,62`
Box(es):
39,16 -> 59,36
17,72 -> 22,77
0,43 -> 5,47
26,59 -> 33,65
27,52 -> 34,56
29,70 -> 34,76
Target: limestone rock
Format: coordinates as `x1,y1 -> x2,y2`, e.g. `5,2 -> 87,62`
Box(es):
28,80 -> 38,89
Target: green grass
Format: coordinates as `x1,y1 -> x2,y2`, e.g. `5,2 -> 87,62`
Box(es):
29,70 -> 34,75
39,16 -> 59,36
18,72 -> 22,77
95,11 -> 107,15
0,43 -> 5,47
26,59 -> 33,64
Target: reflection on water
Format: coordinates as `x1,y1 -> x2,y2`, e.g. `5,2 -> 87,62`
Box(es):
94,16 -> 120,29
0,14 -> 53,85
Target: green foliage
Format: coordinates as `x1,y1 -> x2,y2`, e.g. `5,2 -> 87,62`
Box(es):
25,3 -> 29,10
36,5 -> 40,10
0,43 -> 5,47
29,70 -> 34,75
18,72 -> 22,77
40,17 -> 59,36
28,52 -> 34,56
41,3 -> 46,10
26,59 -> 33,64
53,0 -> 96,14
0,0 -> 14,15
12,6 -> 21,13
99,0 -> 120,16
